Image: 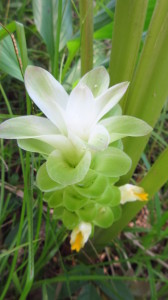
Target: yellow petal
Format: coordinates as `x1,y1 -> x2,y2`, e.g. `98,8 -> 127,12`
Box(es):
134,192 -> 148,201
71,232 -> 83,252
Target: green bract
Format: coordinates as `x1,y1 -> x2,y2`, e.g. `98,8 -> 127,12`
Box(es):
0,66 -> 152,233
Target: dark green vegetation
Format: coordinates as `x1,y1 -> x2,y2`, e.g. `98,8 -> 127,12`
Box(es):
0,0 -> 168,299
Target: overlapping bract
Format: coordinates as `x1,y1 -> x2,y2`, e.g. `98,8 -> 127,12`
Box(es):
0,66 -> 152,250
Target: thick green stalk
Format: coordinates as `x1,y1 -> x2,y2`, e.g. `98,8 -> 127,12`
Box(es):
119,0 -> 168,184
109,0 -> 148,109
79,0 -> 93,76
53,0 -> 62,79
93,147 -> 168,249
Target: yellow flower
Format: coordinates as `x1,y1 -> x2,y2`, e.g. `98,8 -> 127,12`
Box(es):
119,184 -> 148,204
70,222 -> 92,252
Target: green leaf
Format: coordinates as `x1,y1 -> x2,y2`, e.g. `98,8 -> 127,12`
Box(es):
144,0 -> 157,31
109,0 -> 148,106
32,0 -> 73,59
78,283 -> 102,300
0,35 -> 23,81
61,39 -> 80,81
91,147 -> 132,177
15,22 -> 28,73
94,0 -> 115,32
94,22 -> 113,40
36,163 -> 63,192
120,1 -> 168,183
0,22 -> 16,41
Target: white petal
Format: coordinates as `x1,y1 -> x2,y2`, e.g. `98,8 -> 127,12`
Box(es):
25,66 -> 68,134
18,139 -> 55,154
95,82 -> 129,122
0,116 -> 58,139
77,66 -> 109,97
70,222 -> 92,249
18,134 -> 71,155
119,184 -> 147,204
66,84 -> 96,140
88,124 -> 110,151
101,116 -> 152,143
38,134 -> 73,150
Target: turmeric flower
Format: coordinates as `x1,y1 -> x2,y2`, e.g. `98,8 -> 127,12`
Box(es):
119,184 -> 148,204
70,222 -> 92,252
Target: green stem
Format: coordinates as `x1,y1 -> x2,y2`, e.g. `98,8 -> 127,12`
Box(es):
79,0 -> 93,76
53,0 -> 62,79
0,83 -> 13,116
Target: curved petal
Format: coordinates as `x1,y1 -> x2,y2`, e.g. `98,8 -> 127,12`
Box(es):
0,116 -> 58,139
95,82 -> 129,122
103,104 -> 122,119
18,139 -> 55,154
77,66 -> 110,97
74,172 -> 108,198
36,163 -> 64,192
63,187 -> 88,211
66,84 -> 96,140
88,124 -> 110,151
91,147 -> 132,177
25,66 -> 68,134
46,149 -> 91,185
18,134 -> 73,155
93,206 -> 114,228
101,116 -> 152,143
